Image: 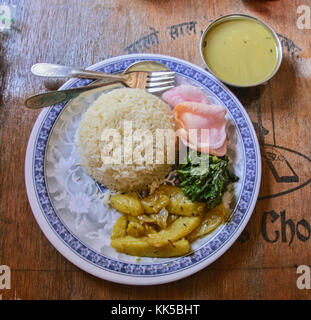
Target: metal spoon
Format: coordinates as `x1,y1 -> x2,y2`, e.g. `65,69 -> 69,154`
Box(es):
25,61 -> 172,109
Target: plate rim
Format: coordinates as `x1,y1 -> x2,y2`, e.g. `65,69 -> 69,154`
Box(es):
25,53 -> 261,285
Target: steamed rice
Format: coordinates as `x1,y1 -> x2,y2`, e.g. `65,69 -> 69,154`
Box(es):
76,88 -> 175,192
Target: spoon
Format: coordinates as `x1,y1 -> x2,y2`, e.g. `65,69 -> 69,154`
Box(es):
25,61 -> 172,109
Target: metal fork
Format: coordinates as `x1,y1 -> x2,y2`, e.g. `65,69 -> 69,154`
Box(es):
25,63 -> 175,109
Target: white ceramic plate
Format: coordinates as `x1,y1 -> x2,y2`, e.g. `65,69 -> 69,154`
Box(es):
25,54 -> 261,285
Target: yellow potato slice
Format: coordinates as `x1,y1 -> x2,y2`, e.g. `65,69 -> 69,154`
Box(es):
147,216 -> 201,247
111,236 -> 190,258
127,216 -> 157,237
141,192 -> 170,214
137,215 -> 156,224
109,193 -> 144,216
167,214 -> 178,225
187,204 -> 227,242
111,215 -> 128,239
127,216 -> 145,238
150,208 -> 169,229
143,224 -> 157,235
157,185 -> 205,216
137,209 -> 169,229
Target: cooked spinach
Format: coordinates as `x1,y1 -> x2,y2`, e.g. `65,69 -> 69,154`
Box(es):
177,150 -> 239,209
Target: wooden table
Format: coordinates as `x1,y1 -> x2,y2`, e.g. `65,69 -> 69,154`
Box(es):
1,0 -> 311,300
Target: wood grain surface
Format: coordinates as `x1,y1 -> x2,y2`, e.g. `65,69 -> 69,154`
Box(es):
1,0 -> 311,300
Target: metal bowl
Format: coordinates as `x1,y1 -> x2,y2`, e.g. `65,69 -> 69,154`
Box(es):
200,14 -> 283,88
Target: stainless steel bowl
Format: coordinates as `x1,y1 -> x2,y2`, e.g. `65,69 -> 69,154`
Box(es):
200,14 -> 283,88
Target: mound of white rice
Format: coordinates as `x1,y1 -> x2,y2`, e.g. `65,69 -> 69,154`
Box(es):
76,88 -> 175,192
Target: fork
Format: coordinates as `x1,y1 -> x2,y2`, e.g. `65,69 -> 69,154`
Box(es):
25,63 -> 175,109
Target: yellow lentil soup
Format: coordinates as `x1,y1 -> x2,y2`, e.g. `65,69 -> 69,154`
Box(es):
202,18 -> 279,86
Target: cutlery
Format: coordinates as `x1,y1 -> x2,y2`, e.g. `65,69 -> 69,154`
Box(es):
26,63 -> 175,109
31,63 -> 175,91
